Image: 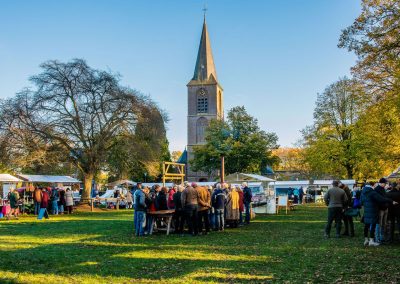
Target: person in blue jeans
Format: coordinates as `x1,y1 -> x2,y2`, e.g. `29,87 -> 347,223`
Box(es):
242,182 -> 253,224
211,184 -> 226,231
51,188 -> 59,215
133,185 -> 147,236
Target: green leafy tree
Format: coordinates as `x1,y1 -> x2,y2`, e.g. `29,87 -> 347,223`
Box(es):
191,106 -> 279,176
302,78 -> 370,179
339,0 -> 400,97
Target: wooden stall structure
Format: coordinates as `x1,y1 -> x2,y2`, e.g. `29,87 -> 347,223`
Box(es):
162,162 -> 185,186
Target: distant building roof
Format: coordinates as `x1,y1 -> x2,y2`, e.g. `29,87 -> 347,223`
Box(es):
177,149 -> 187,164
225,173 -> 275,183
262,166 -> 275,175
17,174 -> 80,183
0,174 -> 21,183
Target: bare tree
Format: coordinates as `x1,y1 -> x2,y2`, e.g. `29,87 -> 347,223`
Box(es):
0,59 -> 166,201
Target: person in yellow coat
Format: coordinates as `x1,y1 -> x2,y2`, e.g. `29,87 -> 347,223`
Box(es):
225,185 -> 240,228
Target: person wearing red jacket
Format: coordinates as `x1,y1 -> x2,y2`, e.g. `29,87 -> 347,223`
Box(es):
40,188 -> 50,219
237,186 -> 244,225
167,186 -> 176,209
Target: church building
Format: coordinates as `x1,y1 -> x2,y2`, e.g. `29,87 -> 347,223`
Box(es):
183,16 -> 224,182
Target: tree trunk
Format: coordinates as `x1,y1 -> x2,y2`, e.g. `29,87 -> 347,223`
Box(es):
81,172 -> 94,203
345,164 -> 353,180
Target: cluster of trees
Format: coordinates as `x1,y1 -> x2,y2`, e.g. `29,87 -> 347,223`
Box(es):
191,106 -> 279,176
0,59 -> 169,200
301,0 -> 400,180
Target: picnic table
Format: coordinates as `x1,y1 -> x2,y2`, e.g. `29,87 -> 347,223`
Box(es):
148,209 -> 175,235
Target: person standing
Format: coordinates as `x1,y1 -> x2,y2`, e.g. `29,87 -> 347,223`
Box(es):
133,185 -> 147,236
211,184 -> 226,231
181,183 -> 199,236
225,186 -> 240,228
167,186 -> 176,210
50,188 -> 60,215
339,183 -> 354,237
387,184 -> 400,242
299,186 -> 304,204
65,188 -> 74,214
374,178 -> 390,243
33,187 -> 42,215
58,189 -> 66,214
126,190 -> 133,209
156,187 -> 168,211
361,181 -> 395,246
40,188 -> 50,219
7,189 -> 19,220
323,180 -> 348,238
237,185 -> 244,225
242,182 -> 253,224
196,185 -> 211,235
173,185 -> 184,235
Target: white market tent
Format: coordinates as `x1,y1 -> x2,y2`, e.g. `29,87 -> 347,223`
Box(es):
0,174 -> 21,183
0,174 -> 21,199
105,179 -> 135,188
16,174 -> 80,184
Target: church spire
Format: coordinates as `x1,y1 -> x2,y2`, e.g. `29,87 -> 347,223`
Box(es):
192,16 -> 217,82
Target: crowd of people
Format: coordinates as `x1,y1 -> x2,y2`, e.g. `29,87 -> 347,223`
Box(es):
132,182 -> 254,237
324,178 -> 400,246
3,187 -> 76,220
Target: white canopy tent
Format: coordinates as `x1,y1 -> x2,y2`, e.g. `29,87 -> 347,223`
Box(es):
0,174 -> 21,199
105,179 -> 135,188
16,174 -> 80,184
0,174 -> 21,183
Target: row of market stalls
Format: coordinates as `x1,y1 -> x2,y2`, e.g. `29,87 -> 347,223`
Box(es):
0,174 -> 80,200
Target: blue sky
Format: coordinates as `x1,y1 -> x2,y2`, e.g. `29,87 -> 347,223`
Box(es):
0,0 -> 361,151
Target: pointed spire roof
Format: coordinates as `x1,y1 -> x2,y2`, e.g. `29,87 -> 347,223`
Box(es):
192,17 -> 217,82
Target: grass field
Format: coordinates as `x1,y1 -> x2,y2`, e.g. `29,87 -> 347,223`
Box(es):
0,204 -> 399,284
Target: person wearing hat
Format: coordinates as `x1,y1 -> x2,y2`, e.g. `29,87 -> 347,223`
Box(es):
323,180 -> 348,238
374,178 -> 390,243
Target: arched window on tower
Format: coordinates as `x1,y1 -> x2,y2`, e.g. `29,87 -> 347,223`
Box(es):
196,117 -> 208,143
197,88 -> 208,113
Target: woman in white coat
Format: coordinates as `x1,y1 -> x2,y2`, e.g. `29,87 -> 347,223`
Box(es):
65,188 -> 74,214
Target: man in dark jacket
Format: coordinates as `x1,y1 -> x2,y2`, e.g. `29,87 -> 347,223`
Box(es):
387,185 -> 400,242
339,183 -> 354,237
173,185 -> 184,234
181,183 -> 199,236
375,178 -> 389,242
242,183 -> 253,224
212,183 -> 226,231
361,182 -> 394,246
324,180 -> 348,238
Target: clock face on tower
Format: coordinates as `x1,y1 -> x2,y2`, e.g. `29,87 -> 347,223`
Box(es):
198,88 -> 206,96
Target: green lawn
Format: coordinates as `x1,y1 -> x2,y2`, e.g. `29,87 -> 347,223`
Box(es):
0,204 -> 399,283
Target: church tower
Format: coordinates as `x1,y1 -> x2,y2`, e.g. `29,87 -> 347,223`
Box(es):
186,17 -> 223,182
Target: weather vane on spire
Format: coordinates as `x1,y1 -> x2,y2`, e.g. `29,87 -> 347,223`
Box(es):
202,3 -> 208,19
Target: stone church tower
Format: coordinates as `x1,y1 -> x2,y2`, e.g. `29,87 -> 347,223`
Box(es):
186,17 -> 223,182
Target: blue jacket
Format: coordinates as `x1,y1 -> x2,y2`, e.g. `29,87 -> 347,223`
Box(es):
133,189 -> 146,211
212,189 -> 226,210
361,186 -> 390,224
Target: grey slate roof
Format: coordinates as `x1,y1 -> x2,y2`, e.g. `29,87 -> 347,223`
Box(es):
192,18 -> 217,82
